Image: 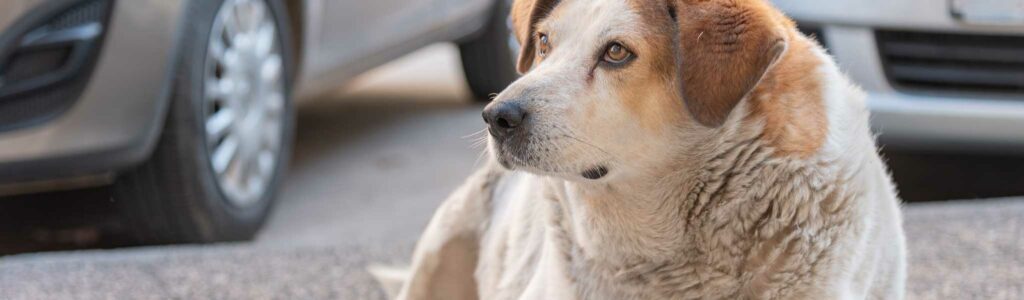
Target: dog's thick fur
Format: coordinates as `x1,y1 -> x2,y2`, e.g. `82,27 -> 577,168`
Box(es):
383,0 -> 907,299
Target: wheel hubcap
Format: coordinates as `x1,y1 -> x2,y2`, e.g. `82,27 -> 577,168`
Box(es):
204,0 -> 284,208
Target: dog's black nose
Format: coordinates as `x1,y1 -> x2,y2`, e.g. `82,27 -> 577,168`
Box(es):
483,102 -> 526,133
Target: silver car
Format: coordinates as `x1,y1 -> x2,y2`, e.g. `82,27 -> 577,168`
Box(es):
773,0 -> 1024,153
0,0 -> 516,243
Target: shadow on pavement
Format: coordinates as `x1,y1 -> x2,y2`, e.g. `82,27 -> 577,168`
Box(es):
0,186 -> 130,255
882,149 -> 1024,202
0,96 -> 482,256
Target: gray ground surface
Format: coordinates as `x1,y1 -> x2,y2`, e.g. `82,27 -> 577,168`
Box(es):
1,198 -> 1021,299
1,45 -> 1022,299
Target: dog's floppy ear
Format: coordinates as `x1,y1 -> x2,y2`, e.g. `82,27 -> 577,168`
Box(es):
672,0 -> 788,127
511,0 -> 560,74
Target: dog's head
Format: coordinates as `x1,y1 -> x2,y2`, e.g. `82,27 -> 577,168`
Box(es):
485,0 -> 796,181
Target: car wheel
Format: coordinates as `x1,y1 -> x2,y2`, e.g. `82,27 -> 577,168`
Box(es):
458,0 -> 519,102
113,0 -> 294,244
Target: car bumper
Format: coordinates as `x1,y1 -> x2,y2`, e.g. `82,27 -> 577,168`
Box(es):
773,0 -> 1024,153
0,0 -> 186,184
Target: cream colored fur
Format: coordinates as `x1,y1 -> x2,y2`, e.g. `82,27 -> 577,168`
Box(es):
379,0 -> 907,299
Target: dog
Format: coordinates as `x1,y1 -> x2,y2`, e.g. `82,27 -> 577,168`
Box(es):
379,0 -> 907,298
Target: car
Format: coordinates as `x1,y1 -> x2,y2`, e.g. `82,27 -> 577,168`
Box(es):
0,0 -> 517,244
772,0 -> 1024,153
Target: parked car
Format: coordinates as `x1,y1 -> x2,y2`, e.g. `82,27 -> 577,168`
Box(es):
773,0 -> 1024,153
0,0 -> 517,243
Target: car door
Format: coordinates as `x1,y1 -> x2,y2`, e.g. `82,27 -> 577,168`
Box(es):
302,0 -> 447,85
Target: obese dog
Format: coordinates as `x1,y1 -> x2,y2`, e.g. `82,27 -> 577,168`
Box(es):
382,0 -> 907,298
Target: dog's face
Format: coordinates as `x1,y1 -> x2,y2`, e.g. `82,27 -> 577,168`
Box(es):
485,0 -> 789,181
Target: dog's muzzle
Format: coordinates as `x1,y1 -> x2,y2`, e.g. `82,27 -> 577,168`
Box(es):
482,101 -> 610,180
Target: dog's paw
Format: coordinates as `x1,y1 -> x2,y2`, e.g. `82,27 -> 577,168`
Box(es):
367,264 -> 410,299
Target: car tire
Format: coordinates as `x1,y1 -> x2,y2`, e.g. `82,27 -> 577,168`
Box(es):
112,0 -> 295,244
458,0 -> 519,102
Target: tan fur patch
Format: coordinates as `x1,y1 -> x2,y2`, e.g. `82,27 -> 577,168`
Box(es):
673,0 -> 788,127
618,80 -> 687,133
616,1 -> 686,132
510,0 -> 534,43
747,29 -> 827,158
669,0 -> 828,157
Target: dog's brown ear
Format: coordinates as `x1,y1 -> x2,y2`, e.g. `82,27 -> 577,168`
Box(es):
511,0 -> 560,74
673,0 -> 788,127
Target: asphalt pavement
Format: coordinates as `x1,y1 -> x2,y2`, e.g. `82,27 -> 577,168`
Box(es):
0,44 -> 1022,300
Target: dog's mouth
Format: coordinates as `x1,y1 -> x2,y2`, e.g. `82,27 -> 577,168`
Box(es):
493,143 -> 611,181
490,133 -> 530,168
489,130 -> 611,180
581,166 -> 609,180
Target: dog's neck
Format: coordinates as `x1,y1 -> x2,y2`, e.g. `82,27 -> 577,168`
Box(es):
551,124 -> 768,265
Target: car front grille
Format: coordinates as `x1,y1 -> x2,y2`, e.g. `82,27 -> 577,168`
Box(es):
877,30 -> 1024,95
0,0 -> 112,132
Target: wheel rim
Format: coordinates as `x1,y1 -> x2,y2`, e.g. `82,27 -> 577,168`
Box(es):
203,0 -> 284,208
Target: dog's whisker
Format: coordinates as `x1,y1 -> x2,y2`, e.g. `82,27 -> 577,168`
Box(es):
473,146 -> 490,168
462,128 -> 488,140
564,132 -> 617,161
470,135 -> 489,149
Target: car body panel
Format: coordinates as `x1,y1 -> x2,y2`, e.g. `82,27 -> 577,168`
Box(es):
0,1 -> 48,30
773,0 -> 1024,154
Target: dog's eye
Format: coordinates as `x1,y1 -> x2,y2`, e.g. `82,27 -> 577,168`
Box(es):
602,43 -> 632,64
538,33 -> 550,57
